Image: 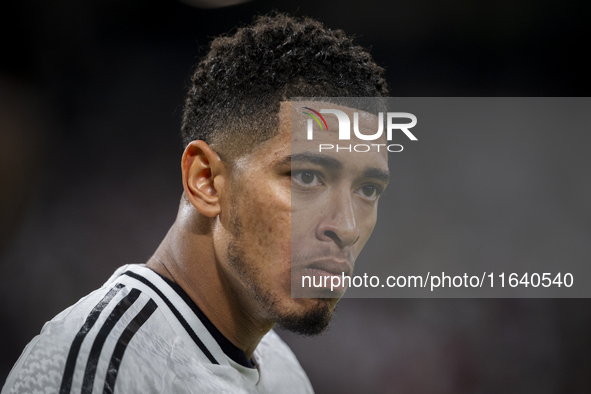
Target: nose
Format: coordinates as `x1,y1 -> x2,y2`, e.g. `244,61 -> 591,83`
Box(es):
316,189 -> 360,248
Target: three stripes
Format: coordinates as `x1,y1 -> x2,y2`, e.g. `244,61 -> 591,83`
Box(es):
59,283 -> 157,394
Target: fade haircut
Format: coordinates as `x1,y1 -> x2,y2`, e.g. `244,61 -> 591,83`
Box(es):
181,13 -> 388,162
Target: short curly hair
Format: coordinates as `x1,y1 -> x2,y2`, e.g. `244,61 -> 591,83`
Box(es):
181,13 -> 388,162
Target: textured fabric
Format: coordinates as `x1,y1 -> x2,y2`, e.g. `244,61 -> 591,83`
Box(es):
2,264 -> 314,394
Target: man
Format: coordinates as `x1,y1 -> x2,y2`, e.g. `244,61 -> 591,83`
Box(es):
2,13 -> 389,393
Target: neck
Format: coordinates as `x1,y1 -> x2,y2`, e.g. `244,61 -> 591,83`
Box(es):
146,200 -> 273,358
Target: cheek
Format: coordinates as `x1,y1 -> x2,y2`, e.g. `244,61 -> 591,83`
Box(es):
239,190 -> 292,266
291,199 -> 323,247
354,207 -> 378,252
240,201 -> 292,293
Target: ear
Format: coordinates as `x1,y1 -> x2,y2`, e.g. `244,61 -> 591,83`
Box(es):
181,140 -> 226,218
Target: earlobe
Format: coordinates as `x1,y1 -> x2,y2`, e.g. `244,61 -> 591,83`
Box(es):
181,140 -> 225,217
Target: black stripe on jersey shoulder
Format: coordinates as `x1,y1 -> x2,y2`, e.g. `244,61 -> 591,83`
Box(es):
155,272 -> 256,369
121,271 -> 220,365
81,288 -> 142,394
60,283 -> 125,394
103,299 -> 158,394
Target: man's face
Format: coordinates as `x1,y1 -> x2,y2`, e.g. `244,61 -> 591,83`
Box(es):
213,101 -> 389,335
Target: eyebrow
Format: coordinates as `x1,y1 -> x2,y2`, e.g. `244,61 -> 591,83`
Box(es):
281,152 -> 391,183
281,153 -> 343,171
363,167 -> 391,184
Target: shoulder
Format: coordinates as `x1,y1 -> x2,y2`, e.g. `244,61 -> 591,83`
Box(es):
1,265 -> 190,394
2,265 -> 316,394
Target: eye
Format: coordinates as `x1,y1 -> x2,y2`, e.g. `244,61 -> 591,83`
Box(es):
292,170 -> 322,187
356,184 -> 382,200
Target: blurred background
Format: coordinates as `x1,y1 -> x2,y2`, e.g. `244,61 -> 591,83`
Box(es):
1,0 -> 589,392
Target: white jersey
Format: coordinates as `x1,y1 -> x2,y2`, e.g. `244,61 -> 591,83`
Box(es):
2,264 -> 314,394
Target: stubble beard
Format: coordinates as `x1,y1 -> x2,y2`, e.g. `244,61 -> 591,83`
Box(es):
226,209 -> 335,337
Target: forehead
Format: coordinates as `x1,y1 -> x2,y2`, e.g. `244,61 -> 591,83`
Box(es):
237,101 -> 389,175
284,101 -> 388,171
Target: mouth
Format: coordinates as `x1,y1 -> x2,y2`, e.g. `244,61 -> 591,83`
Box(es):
291,259 -> 353,297
303,259 -> 352,278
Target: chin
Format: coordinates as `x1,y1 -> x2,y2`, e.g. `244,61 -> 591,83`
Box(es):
274,298 -> 337,336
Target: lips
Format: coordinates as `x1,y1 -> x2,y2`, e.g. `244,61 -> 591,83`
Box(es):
304,259 -> 352,277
